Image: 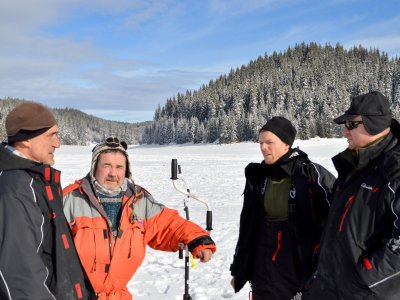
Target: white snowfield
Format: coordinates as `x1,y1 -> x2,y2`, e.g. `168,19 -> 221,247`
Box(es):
54,138 -> 347,300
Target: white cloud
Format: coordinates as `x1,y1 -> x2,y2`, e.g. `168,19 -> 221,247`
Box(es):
1,0 -> 399,122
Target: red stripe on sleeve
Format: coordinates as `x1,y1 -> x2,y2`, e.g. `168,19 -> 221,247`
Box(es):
46,185 -> 54,201
55,171 -> 60,183
363,257 -> 372,270
61,234 -> 70,249
44,167 -> 51,181
45,186 -> 54,201
75,283 -> 83,299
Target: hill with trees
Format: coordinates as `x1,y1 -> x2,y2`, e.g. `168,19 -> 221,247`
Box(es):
141,42 -> 400,144
0,98 -> 149,145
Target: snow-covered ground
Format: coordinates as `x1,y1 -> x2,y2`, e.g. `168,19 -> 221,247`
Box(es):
54,138 -> 348,300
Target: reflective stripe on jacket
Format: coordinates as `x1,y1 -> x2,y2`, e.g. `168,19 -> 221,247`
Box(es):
63,176 -> 216,300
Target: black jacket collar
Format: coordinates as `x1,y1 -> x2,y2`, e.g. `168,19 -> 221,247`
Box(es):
332,132 -> 398,179
246,147 -> 309,180
0,143 -> 41,171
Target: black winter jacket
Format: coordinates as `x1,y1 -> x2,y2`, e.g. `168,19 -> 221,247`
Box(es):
305,127 -> 400,300
0,144 -> 93,299
230,148 -> 335,298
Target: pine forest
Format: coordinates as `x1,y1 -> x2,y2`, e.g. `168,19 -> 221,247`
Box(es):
1,42 -> 400,145
142,42 -> 400,144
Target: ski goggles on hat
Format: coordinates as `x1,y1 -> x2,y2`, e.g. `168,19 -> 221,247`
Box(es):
105,136 -> 128,150
345,120 -> 363,130
92,136 -> 128,154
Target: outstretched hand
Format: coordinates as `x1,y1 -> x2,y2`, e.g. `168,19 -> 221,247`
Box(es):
197,249 -> 213,262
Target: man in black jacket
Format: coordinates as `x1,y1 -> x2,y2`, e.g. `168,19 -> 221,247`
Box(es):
304,91 -> 400,300
0,102 -> 92,299
230,116 -> 335,299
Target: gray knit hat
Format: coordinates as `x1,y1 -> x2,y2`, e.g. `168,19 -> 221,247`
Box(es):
90,137 -> 131,184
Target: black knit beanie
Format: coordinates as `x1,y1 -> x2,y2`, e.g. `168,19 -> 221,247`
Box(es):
259,116 -> 297,146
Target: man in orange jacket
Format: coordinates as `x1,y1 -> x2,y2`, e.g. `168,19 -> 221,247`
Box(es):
63,137 -> 216,299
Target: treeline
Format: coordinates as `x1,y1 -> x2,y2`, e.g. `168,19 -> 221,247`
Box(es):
0,98 -> 149,145
141,42 -> 400,144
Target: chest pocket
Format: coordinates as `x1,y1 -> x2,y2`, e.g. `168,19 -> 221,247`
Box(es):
338,174 -> 388,245
114,220 -> 145,259
71,217 -> 110,265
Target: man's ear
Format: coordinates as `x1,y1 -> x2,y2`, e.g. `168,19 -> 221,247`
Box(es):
13,139 -> 31,151
284,143 -> 290,151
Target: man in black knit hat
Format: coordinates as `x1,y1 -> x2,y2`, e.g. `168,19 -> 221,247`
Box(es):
304,91 -> 400,300
230,116 -> 335,299
0,101 -> 93,299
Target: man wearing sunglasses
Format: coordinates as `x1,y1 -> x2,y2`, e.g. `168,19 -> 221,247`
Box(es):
63,137 -> 216,300
304,91 -> 400,300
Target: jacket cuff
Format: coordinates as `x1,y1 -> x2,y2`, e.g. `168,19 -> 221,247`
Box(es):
188,235 -> 216,258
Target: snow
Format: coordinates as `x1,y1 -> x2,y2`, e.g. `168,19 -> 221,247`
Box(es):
54,138 -> 348,300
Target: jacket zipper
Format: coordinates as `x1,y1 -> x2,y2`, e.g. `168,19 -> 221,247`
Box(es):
272,231 -> 282,262
339,195 -> 355,232
105,196 -> 131,264
117,195 -> 136,258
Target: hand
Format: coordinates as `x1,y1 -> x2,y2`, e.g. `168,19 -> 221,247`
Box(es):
197,249 -> 213,262
230,276 -> 235,290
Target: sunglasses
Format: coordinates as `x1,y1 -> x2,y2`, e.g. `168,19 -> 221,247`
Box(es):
105,136 -> 128,150
345,120 -> 363,130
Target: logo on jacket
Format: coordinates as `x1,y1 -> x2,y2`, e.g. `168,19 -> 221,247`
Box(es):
261,178 -> 268,194
361,183 -> 379,193
390,239 -> 400,252
290,186 -> 296,198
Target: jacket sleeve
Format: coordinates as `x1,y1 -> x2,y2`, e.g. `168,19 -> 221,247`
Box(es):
308,162 -> 335,206
230,163 -> 259,292
303,162 -> 335,264
142,196 -> 216,257
230,177 -> 252,276
356,181 -> 400,296
0,183 -> 56,300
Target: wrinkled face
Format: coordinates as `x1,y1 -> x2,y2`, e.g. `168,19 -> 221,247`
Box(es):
342,116 -> 374,150
259,130 -> 290,165
26,125 -> 60,165
95,151 -> 126,190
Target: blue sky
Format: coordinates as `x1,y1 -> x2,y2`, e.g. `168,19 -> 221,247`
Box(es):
0,0 -> 399,123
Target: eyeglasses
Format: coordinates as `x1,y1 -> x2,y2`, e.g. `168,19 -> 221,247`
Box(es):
345,120 -> 363,130
105,136 -> 128,150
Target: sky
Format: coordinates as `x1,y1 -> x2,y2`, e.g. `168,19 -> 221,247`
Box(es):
0,0 -> 399,123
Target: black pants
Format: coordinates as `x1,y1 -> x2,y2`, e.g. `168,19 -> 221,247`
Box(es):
251,219 -> 307,300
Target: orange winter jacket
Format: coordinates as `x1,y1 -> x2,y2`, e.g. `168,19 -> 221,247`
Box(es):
63,176 -> 216,300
